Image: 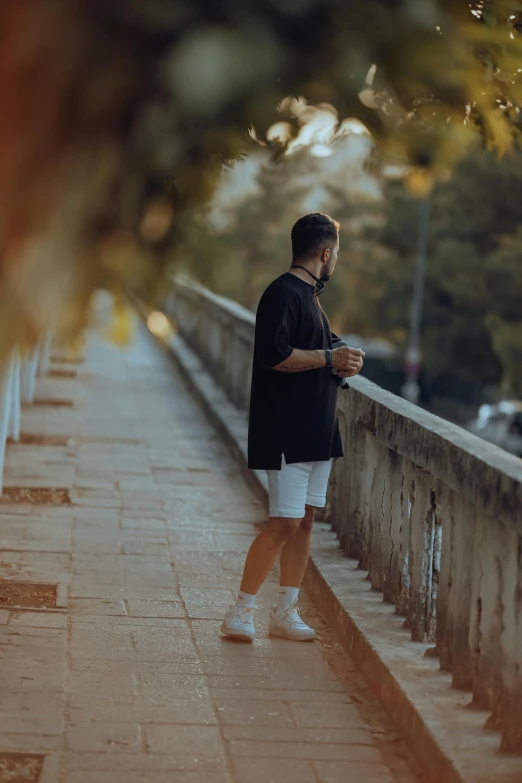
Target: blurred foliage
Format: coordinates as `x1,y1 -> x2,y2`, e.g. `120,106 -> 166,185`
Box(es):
487,312 -> 522,397
1,0 -> 522,355
355,149 -> 522,393
180,148 -> 322,308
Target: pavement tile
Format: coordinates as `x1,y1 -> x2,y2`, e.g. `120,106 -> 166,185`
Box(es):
65,772 -> 232,783
69,583 -> 180,600
200,656 -> 333,679
71,538 -> 122,555
120,539 -> 169,556
215,699 -> 293,726
0,673 -> 64,695
207,675 -> 345,692
213,533 -> 256,552
185,603 -> 233,620
70,627 -> 134,659
126,599 -> 185,618
74,511 -> 120,524
0,626 -> 66,645
228,739 -> 382,762
71,554 -> 133,567
69,598 -> 127,616
117,478 -> 157,490
313,760 -> 396,783
8,611 -> 67,628
178,575 -> 252,590
124,570 -> 177,588
64,752 -> 228,772
70,658 -> 203,676
210,688 -> 351,703
131,626 -> 197,658
68,583 -> 128,599
68,670 -> 139,698
66,721 -> 142,753
71,571 -> 126,586
144,724 -> 225,756
0,536 -> 71,553
0,551 -> 71,567
0,715 -> 64,736
0,504 -> 33,516
71,616 -> 187,629
168,530 -> 216,546
232,757 -> 316,783
222,726 -> 375,744
0,690 -> 64,715
121,500 -> 164,513
72,498 -> 122,510
0,733 -> 62,753
68,698 -> 217,725
73,478 -> 118,489
120,517 -> 167,531
289,701 -> 366,728
138,672 -> 209,701
120,508 -> 171,521
180,587 -> 235,602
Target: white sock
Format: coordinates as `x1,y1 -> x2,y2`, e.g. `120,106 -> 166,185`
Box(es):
276,586 -> 299,612
235,590 -> 256,609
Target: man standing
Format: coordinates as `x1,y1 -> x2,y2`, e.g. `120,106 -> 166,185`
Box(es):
221,213 -> 364,642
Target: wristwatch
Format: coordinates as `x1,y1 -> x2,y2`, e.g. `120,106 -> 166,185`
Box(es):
325,349 -> 333,368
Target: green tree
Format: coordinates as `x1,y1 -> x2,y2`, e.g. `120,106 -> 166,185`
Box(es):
348,150 -> 522,392
484,235 -> 522,396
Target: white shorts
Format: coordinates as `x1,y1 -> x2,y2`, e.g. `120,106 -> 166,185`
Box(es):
267,457 -> 334,519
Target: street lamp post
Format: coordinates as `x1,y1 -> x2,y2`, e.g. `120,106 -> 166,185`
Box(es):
401,195 -> 431,404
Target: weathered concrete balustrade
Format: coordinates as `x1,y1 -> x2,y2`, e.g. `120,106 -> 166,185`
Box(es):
166,277 -> 522,754
0,336 -> 52,492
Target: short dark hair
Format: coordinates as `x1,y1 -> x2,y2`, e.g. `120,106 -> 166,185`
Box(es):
291,213 -> 339,260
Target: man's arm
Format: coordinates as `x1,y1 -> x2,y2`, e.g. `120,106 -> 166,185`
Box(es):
273,346 -> 365,374
273,349 -> 327,373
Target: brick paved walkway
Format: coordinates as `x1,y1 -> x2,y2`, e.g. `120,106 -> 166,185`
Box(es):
0,325 -> 417,783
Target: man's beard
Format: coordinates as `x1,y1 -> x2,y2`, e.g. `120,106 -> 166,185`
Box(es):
320,271 -> 331,283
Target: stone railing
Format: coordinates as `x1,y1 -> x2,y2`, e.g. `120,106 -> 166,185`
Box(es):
165,277 -> 522,754
166,278 -> 255,411
0,335 -> 52,492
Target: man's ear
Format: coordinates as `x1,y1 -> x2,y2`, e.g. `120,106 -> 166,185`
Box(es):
322,247 -> 331,263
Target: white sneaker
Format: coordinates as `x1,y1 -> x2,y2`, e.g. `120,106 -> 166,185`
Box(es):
269,602 -> 317,641
221,605 -> 256,642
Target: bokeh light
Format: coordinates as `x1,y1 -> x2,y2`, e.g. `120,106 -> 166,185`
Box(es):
147,311 -> 172,340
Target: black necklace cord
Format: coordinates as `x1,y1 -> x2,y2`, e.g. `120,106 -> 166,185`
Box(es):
291,265 -> 327,296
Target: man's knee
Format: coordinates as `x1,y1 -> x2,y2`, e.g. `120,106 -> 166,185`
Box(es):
269,517 -> 302,541
300,505 -> 317,533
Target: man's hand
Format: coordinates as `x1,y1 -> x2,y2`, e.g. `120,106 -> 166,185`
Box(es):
331,346 -> 365,377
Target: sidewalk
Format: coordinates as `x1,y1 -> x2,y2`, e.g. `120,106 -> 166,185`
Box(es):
0,324 -> 419,783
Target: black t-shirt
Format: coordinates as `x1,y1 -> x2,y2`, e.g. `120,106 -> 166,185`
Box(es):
248,273 -> 344,470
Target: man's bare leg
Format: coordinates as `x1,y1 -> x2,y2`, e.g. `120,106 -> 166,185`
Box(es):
239,517 -> 301,595
268,505 -> 318,640
279,505 -> 316,588
222,511 -> 318,641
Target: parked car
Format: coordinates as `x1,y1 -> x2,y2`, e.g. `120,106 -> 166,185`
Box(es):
468,400 -> 522,457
